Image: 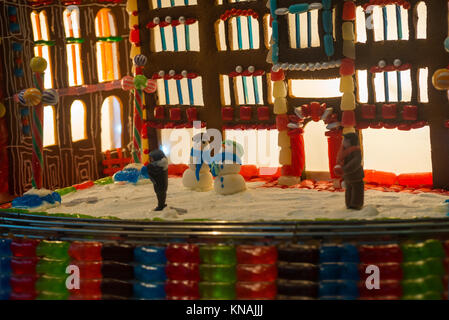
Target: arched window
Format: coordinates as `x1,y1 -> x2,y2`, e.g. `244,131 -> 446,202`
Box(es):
43,105 -> 56,147
63,6 -> 84,86
70,100 -> 86,142
101,96 -> 122,152
303,121 -> 329,173
415,2 -> 427,39
30,10 -> 53,89
95,9 -> 121,82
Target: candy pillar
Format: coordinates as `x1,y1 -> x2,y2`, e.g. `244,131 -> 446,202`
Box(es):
29,57 -> 47,189
132,57 -> 147,164
126,0 -> 141,60
340,1 -> 357,136
326,130 -> 343,179
287,128 -> 305,178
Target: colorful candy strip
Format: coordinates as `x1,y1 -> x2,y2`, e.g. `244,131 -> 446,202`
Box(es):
176,78 -> 183,104
306,12 -> 311,47
133,88 -> 144,163
184,0 -> 188,5
247,16 -> 254,49
160,25 -> 167,51
187,78 -> 194,105
241,75 -> 248,105
382,6 -> 388,41
384,71 -> 389,102
252,76 -> 260,104
172,24 -> 179,52
31,72 -> 44,188
170,0 -> 175,6
157,0 -> 161,8
397,70 -> 402,101
295,13 -> 301,48
236,16 -> 243,50
185,24 -> 190,51
395,4 -> 402,40
164,79 -> 170,105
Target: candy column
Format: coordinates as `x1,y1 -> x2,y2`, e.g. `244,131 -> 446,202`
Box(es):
101,243 -> 135,299
318,244 -> 360,300
68,241 -> 103,300
35,240 -> 70,300
199,245 -> 236,300
0,239 -> 12,300
401,240 -> 446,300
276,244 -> 320,299
165,244 -> 200,300
236,245 -> 277,300
133,246 -> 167,300
339,1 -> 357,137
9,239 -> 39,300
358,244 -> 403,300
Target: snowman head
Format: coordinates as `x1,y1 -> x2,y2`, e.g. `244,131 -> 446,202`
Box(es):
192,133 -> 209,151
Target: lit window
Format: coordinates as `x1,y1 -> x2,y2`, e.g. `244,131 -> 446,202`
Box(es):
355,6 -> 367,43
287,10 -> 320,49
43,106 -> 56,147
30,10 -> 53,89
101,96 -> 122,152
221,70 -> 265,106
152,0 -> 197,9
70,100 -> 86,142
370,4 -> 409,41
373,70 -> 412,103
304,121 -> 329,172
159,128 -> 205,164
356,70 -> 368,103
418,68 -> 429,103
290,78 -> 342,98
95,9 -> 120,83
63,7 -> 83,86
156,71 -> 204,106
151,18 -> 199,52
415,2 -> 427,39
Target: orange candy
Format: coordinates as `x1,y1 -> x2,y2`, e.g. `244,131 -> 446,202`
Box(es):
342,1 -> 356,21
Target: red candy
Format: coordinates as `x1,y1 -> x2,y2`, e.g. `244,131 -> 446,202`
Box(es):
69,279 -> 102,297
341,110 -> 356,127
359,280 -> 402,298
165,263 -> 200,281
402,105 -> 418,120
154,106 -> 165,119
169,108 -> 182,121
222,107 -> 234,121
186,107 -> 198,122
166,244 -> 200,263
358,244 -> 403,264
342,1 -> 356,21
237,264 -> 277,282
340,58 -> 355,76
270,69 -> 285,81
74,180 -> 94,190
257,107 -> 270,121
382,104 -> 397,119
359,263 -> 402,281
10,274 -> 38,293
11,239 -> 39,258
275,115 -> 289,131
165,280 -> 199,299
240,107 -> 252,121
236,246 -> 277,265
11,257 -> 39,275
236,281 -> 276,300
73,261 -> 103,279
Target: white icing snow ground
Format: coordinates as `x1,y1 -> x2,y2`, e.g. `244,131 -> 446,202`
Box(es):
44,178 -> 449,221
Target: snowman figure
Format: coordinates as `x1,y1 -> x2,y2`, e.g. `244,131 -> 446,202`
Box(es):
182,133 -> 213,191
212,140 -> 246,195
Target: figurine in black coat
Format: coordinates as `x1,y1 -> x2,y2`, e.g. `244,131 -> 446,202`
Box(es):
147,149 -> 168,211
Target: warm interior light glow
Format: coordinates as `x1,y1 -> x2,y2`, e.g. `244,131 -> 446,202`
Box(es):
95,9 -> 120,82
216,20 -> 227,51
304,121 -> 329,172
264,14 -> 272,49
418,68 -> 429,103
356,70 -> 368,103
356,6 -> 367,43
287,10 -> 320,48
229,16 -> 260,50
70,100 -> 86,142
220,75 -> 231,105
416,2 -> 427,39
362,128 -> 432,174
43,106 -> 56,147
225,129 -> 280,167
290,78 -> 342,98
234,75 -> 264,105
101,96 -> 122,152
31,10 -> 53,89
151,0 -> 197,9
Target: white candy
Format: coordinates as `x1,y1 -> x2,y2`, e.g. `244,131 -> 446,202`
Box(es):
181,70 -> 188,77
322,62 -> 329,69
275,8 -> 289,15
300,63 -> 308,71
294,63 -> 301,70
153,17 -> 160,24
248,65 -> 255,73
335,60 -> 342,67
178,16 -> 185,24
393,59 -> 402,67
281,63 -> 289,70
308,63 -> 315,71
168,69 -> 176,76
158,70 -> 165,77
288,64 -> 295,71
309,3 -> 323,10
165,16 -> 172,23
315,62 -> 321,70
272,64 -> 281,72
378,60 -> 387,68
235,65 -> 243,73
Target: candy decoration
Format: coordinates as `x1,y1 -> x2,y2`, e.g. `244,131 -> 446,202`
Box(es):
144,79 -> 157,94
432,68 -> 449,90
133,54 -> 147,67
134,75 -> 148,90
29,56 -> 47,73
121,75 -> 135,91
24,88 -> 42,106
18,90 -> 27,106
41,89 -> 59,106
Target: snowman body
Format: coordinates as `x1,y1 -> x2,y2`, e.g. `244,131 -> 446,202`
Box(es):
182,160 -> 213,191
213,163 -> 246,195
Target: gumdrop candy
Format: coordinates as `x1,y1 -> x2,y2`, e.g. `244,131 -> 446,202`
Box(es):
340,58 -> 355,76
199,282 -> 235,299
165,280 -> 199,299
343,40 -> 355,59
133,282 -> 166,300
236,281 -> 276,299
273,81 -> 287,98
134,264 -> 167,282
134,246 -> 166,265
165,263 -> 200,281
36,240 -> 69,260
69,241 -> 102,261
237,264 -> 277,282
270,69 -> 284,82
273,97 -> 288,114
324,34 -> 334,57
342,1 -> 356,21
279,147 -> 292,165
342,22 -> 354,41
340,92 -> 356,111
236,245 -> 277,265
339,76 -> 354,93
199,245 -> 236,265
199,264 -> 236,283
341,110 -> 356,127
166,244 -> 200,263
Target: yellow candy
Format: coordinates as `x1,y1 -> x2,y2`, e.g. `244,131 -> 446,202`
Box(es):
343,40 -> 355,59
273,81 -> 287,98
130,45 -> 141,60
24,88 -> 42,106
342,126 -> 356,134
30,56 -> 47,73
339,76 -> 354,93
129,14 -> 139,29
279,147 -> 292,165
126,0 -> 138,13
278,130 -> 291,148
340,92 -> 356,111
342,22 -> 354,41
0,102 -> 5,118
273,97 -> 288,114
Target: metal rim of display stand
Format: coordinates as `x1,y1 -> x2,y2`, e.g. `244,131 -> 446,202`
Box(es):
2,210 -> 449,244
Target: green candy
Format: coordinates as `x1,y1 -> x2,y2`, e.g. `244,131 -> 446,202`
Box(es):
55,186 -> 76,196
94,176 -> 113,185
36,240 -> 70,260
199,282 -> 236,300
402,291 -> 442,300
402,240 -> 445,262
200,245 -> 236,265
36,258 -> 70,276
402,275 -> 444,296
200,264 -> 236,283
36,275 -> 68,295
402,258 -> 445,279
423,240 -> 445,259
37,290 -> 70,300
134,75 -> 148,90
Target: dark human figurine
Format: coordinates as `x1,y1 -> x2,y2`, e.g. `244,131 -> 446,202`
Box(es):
334,132 -> 365,210
147,149 -> 168,211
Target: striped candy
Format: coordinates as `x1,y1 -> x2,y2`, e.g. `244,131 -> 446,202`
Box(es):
121,75 -> 135,91
144,79 -> 157,93
18,90 -> 27,106
134,54 -> 147,67
24,88 -> 42,106
42,89 -> 59,106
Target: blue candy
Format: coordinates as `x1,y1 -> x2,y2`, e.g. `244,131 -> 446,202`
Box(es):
289,4 -> 309,14
324,34 -> 334,56
320,245 -> 341,263
322,0 -> 332,10
322,10 -> 333,34
0,257 -> 11,275
340,244 -> 359,263
134,246 -> 166,265
12,194 -> 43,209
7,6 -> 17,15
320,263 -> 359,281
319,280 -> 359,298
133,282 -> 166,300
12,42 -> 22,52
134,264 -> 166,282
270,0 -> 277,15
0,239 -> 12,258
